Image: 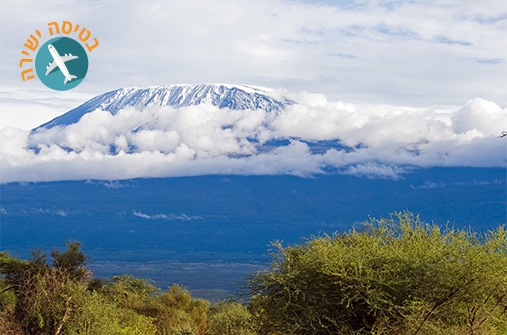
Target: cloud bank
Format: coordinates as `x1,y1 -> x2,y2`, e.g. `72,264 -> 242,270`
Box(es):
1,91 -> 505,183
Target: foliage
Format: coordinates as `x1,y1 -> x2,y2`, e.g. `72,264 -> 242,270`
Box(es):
51,241 -> 89,280
62,281 -> 157,335
208,301 -> 259,335
0,243 -> 157,335
102,276 -> 209,335
101,274 -> 161,313
148,285 -> 209,335
0,242 -> 89,335
2,212 -> 507,335
0,308 -> 25,335
248,211 -> 507,335
0,277 -> 16,310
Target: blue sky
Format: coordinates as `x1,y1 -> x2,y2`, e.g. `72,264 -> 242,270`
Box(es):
0,0 -> 505,129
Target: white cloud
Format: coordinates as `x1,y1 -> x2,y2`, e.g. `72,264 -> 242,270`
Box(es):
0,92 -> 505,183
410,181 -> 447,189
341,163 -> 409,180
29,207 -> 67,216
132,211 -> 202,221
0,88 -> 93,130
451,98 -> 506,135
56,210 -> 67,217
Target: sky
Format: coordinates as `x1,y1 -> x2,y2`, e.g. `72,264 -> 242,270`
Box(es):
1,0 -> 506,129
0,0 -> 506,182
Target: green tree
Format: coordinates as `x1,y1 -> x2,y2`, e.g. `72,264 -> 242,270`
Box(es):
101,274 -> 161,313
208,301 -> 259,335
248,211 -> 507,335
0,248 -> 70,334
0,243 -> 157,335
102,277 -> 209,335
51,241 -> 89,280
149,285 -> 209,335
62,281 -> 156,335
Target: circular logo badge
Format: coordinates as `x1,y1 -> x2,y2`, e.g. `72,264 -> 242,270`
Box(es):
35,37 -> 88,91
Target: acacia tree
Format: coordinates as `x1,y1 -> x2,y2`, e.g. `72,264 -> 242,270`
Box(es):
249,211 -> 507,335
0,241 -> 88,334
0,242 -> 156,335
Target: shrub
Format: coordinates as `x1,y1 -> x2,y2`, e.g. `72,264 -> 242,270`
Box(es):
62,281 -> 157,335
0,248 -> 82,334
208,301 -> 258,335
101,274 -> 161,313
151,285 -> 209,335
102,278 -> 209,335
248,211 -> 507,335
0,244 -> 157,335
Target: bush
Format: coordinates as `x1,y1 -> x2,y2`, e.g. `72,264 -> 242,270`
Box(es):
0,278 -> 16,310
0,244 -> 157,335
248,211 -> 507,335
102,278 -> 209,335
101,274 -> 161,313
62,281 -> 156,335
208,301 -> 258,335
151,285 -> 209,335
0,247 -> 83,334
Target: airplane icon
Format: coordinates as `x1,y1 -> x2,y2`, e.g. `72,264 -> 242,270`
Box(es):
45,44 -> 79,85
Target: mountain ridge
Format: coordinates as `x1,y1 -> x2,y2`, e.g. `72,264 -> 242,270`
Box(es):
35,84 -> 294,130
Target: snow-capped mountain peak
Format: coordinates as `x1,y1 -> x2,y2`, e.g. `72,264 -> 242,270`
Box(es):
36,84 -> 294,130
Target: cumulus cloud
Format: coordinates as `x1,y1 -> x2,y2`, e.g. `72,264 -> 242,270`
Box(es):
451,98 -> 506,135
1,91 -> 506,183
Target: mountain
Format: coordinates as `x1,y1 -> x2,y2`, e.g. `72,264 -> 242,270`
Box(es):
9,84 -> 504,294
35,84 -> 294,130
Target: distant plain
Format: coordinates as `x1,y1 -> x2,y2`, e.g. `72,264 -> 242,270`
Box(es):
1,167 -> 505,297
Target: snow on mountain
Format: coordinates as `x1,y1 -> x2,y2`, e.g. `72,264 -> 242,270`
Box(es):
36,84 -> 294,130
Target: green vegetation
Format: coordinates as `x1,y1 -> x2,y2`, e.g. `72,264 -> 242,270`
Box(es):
250,212 -> 507,334
1,212 -> 507,334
